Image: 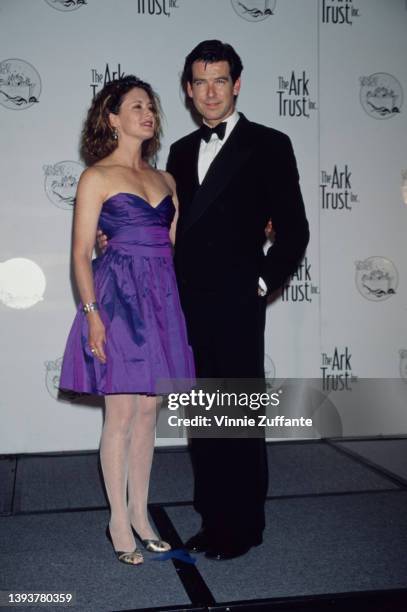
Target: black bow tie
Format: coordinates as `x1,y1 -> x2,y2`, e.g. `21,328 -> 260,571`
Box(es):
199,122 -> 227,143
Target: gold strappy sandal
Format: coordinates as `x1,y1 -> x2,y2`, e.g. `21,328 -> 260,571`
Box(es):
105,525 -> 144,565
131,525 -> 171,553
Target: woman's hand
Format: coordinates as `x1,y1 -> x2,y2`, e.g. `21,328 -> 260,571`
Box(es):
96,229 -> 109,253
87,312 -> 107,363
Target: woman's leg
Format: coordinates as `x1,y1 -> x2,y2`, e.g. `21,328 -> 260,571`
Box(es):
100,394 -> 137,552
127,394 -> 158,539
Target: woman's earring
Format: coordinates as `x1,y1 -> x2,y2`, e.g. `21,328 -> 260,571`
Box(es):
112,128 -> 118,141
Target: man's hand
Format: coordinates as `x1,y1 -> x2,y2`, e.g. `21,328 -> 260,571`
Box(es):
264,219 -> 273,240
96,229 -> 108,253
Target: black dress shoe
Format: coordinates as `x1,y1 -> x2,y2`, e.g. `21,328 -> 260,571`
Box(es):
184,528 -> 211,553
204,537 -> 262,561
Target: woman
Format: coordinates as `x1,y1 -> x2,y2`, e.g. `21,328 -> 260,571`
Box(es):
60,76 -> 195,565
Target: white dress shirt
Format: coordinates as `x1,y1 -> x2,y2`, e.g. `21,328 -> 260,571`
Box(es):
197,110 -> 268,296
198,110 -> 240,184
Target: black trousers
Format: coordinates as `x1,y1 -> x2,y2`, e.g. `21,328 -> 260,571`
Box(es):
179,288 -> 269,546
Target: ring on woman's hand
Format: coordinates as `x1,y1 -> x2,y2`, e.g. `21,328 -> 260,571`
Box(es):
90,347 -> 97,354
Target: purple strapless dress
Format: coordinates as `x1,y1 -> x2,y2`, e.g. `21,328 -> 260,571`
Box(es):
60,192 -> 195,395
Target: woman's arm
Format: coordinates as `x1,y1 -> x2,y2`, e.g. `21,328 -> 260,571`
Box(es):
72,167 -> 107,362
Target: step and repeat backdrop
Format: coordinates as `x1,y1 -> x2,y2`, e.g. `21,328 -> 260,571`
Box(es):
1,0 -> 406,453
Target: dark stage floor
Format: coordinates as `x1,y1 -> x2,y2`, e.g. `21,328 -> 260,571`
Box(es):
1,437 -> 407,611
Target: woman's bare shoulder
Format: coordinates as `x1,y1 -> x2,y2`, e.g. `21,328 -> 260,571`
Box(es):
82,162 -> 111,177
76,165 -> 108,202
157,169 -> 176,192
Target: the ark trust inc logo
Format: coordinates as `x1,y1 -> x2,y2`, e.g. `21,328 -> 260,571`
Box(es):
45,357 -> 85,400
321,346 -> 357,392
277,70 -> 317,118
320,164 -> 359,211
90,63 -> 125,97
44,0 -> 87,11
399,350 -> 407,382
281,256 -> 319,303
43,161 -> 83,210
231,0 -> 276,21
359,73 -> 403,119
0,59 -> 41,110
355,257 -> 398,301
137,0 -> 180,16
321,0 -> 360,25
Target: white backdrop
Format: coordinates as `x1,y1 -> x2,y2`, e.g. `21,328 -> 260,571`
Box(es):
1,0 -> 406,453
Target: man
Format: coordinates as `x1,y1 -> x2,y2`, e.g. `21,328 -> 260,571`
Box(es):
166,40 -> 309,560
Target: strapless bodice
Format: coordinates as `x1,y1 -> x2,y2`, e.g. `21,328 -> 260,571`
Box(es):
98,192 -> 174,257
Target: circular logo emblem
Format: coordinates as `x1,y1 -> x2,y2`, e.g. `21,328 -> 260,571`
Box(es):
360,73 -> 403,119
399,350 -> 407,383
45,357 -> 85,400
0,59 -> 41,110
355,256 -> 398,301
0,258 -> 46,309
401,170 -> 407,206
44,0 -> 87,11
264,353 -> 276,390
231,0 -> 276,21
44,161 -> 83,210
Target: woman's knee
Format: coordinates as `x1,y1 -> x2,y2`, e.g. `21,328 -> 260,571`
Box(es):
104,402 -> 136,437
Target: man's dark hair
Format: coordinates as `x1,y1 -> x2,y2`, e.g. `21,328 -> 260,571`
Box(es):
181,40 -> 243,88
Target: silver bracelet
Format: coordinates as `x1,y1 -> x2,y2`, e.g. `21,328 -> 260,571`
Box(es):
82,301 -> 99,314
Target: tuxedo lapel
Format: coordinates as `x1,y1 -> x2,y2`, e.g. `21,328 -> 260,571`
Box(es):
182,131 -> 201,196
178,114 -> 254,237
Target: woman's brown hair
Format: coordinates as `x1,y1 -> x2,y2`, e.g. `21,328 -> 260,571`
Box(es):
81,75 -> 162,165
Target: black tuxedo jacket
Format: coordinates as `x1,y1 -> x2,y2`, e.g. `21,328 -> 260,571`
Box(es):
166,113 -> 309,297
